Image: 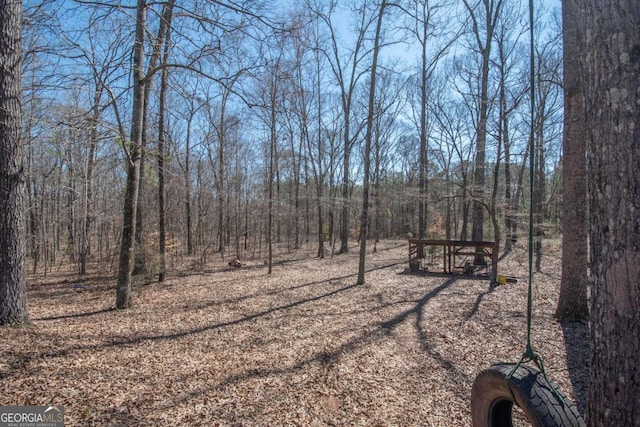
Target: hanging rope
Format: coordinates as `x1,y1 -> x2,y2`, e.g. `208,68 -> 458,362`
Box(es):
507,0 -> 546,379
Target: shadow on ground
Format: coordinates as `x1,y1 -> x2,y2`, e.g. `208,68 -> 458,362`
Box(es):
561,321 -> 590,416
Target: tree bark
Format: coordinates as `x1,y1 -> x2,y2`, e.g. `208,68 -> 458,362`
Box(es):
80,91 -> 100,275
582,0 -> 640,423
463,0 -> 503,265
116,0 -> 146,309
357,0 -> 386,286
556,0 -> 589,321
133,0 -> 173,276
417,1 -> 430,240
0,0 -> 28,325
534,112 -> 545,272
156,0 -> 175,282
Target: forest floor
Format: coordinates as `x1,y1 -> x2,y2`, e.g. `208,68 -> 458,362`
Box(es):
0,239 -> 589,426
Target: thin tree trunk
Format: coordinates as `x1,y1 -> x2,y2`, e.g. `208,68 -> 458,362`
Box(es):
80,90 -> 101,275
217,101 -> 226,256
460,173 -> 469,241
66,141 -> 76,262
339,137 -> 350,253
463,0 -> 503,265
185,109 -> 194,255
504,126 -> 513,251
156,0 -> 175,282
357,0 -> 386,286
234,141 -> 241,259
134,0 -> 173,275
418,6 -> 429,240
534,114 -> 545,272
267,90 -> 276,274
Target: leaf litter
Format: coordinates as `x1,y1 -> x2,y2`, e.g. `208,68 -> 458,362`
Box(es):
0,239 -> 589,426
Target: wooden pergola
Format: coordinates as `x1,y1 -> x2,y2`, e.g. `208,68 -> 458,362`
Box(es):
408,238 -> 498,281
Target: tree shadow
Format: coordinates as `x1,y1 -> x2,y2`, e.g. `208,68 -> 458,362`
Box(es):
560,321 -> 590,416
12,265 -> 480,424
34,307 -> 115,322
8,263 -> 403,377
1,278 -> 364,382
147,275 -> 471,413
380,276 -> 472,383
464,290 -> 489,321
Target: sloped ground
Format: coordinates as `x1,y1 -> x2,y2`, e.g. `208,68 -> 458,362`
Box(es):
0,240 -> 589,426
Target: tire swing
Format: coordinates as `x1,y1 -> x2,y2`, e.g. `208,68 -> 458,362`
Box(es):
470,3 -> 585,426
471,363 -> 585,427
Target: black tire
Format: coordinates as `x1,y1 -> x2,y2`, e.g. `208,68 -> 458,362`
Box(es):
471,363 -> 585,427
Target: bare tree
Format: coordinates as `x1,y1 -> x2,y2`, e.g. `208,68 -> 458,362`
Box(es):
0,0 -> 28,325
133,0 -> 177,276
311,0 -> 373,254
405,0 -> 457,239
532,31 -> 563,271
555,0 -> 588,321
304,37 -> 328,259
357,0 -> 387,286
462,0 -> 503,263
492,4 -> 527,253
430,80 -> 476,241
173,80 -> 206,256
249,54 -> 287,273
371,71 -> 405,250
281,15 -> 310,251
116,0 -> 147,309
156,0 -> 176,282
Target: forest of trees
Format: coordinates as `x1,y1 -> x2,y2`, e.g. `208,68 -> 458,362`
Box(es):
16,0 -> 563,283
2,0 -> 639,424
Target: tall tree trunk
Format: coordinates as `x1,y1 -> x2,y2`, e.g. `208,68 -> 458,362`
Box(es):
234,140 -> 242,259
156,0 -> 175,282
157,89 -> 167,282
80,90 -> 101,275
417,4 -> 429,240
487,58 -> 507,282
534,112 -> 545,272
134,0 -> 173,275
315,54 -> 325,259
556,0 -> 589,321
460,173 -> 469,241
503,127 -> 513,251
185,107 -> 194,255
511,140 -> 530,245
267,81 -> 277,274
470,20 -> 491,257
357,0 -> 386,286
185,145 -> 193,254
268,133 -> 274,274
0,0 -> 28,325
339,130 -> 350,253
116,0 -> 146,309
463,0 -> 503,265
66,141 -> 76,261
217,100 -> 226,256
500,42 -> 514,252
582,0 -> 640,423
291,134 -> 302,249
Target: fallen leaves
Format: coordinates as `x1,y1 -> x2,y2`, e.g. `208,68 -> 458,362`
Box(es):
0,239 -> 588,426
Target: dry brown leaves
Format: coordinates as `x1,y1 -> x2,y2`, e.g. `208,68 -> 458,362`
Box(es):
0,240 -> 589,426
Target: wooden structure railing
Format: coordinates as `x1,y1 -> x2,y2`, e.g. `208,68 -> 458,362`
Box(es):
408,238 -> 498,280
